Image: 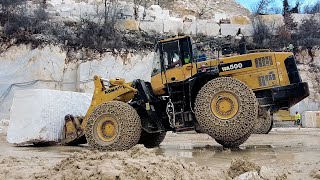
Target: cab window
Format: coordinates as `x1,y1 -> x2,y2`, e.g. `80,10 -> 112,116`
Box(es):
161,40 -> 182,69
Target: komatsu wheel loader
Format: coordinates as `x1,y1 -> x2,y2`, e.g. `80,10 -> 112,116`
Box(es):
63,36 -> 309,150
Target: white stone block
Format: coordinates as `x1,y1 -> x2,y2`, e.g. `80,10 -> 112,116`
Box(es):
290,98 -> 320,115
256,15 -> 284,30
183,15 -> 196,22
196,20 -> 208,35
220,24 -> 253,36
205,22 -> 220,36
163,17 -> 183,35
7,89 -> 92,145
118,4 -> 134,19
214,13 -> 228,23
183,21 -> 197,35
162,10 -> 171,19
144,5 -> 170,20
301,111 -> 320,128
139,20 -> 164,34
292,13 -> 313,26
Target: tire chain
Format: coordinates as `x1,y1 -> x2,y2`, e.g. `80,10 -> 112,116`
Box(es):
253,111 -> 273,134
138,130 -> 167,148
194,77 -> 258,142
85,101 -> 142,151
215,132 -> 251,148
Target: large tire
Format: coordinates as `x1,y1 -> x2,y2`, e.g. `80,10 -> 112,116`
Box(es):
266,119 -> 273,134
253,111 -> 273,134
194,77 -> 258,142
215,132 -> 251,148
138,130 -> 166,148
85,101 -> 141,151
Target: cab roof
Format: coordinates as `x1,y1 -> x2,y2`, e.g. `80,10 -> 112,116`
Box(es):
159,36 -> 191,43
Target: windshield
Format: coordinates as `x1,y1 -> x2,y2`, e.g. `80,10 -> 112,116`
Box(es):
162,40 -> 181,69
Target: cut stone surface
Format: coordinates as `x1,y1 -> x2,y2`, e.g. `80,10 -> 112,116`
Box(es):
220,24 -> 253,36
7,89 -> 91,145
301,111 -> 320,128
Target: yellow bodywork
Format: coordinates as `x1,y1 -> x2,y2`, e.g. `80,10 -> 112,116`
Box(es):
80,75 -> 137,130
64,75 -> 137,144
273,110 -> 295,121
151,52 -> 293,95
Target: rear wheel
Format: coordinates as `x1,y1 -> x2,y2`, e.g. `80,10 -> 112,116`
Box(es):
253,111 -> 273,134
138,130 -> 166,148
215,132 -> 251,148
85,101 -> 141,151
194,77 -> 258,144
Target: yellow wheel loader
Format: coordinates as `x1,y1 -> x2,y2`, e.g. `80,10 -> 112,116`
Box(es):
63,36 -> 309,150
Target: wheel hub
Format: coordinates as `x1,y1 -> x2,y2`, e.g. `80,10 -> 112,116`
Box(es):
96,115 -> 119,142
211,92 -> 239,120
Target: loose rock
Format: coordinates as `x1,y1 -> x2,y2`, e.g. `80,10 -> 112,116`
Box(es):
227,158 -> 260,179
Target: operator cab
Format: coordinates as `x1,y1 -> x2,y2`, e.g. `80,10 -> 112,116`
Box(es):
152,36 -> 193,76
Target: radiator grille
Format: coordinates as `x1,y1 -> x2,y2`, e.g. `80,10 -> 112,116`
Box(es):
259,72 -> 276,87
255,56 -> 273,68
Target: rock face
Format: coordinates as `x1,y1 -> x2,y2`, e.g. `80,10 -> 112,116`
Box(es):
0,44 -> 155,120
7,89 -> 92,144
290,63 -> 320,114
78,52 -> 154,93
43,0 -> 252,36
0,44 -> 73,120
167,0 -> 250,18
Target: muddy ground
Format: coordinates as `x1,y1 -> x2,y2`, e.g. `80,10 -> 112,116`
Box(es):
0,128 -> 320,180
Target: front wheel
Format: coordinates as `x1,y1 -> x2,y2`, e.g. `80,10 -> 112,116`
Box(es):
138,130 -> 166,148
85,101 -> 142,151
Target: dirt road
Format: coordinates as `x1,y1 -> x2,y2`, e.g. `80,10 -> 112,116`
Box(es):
0,128 -> 320,179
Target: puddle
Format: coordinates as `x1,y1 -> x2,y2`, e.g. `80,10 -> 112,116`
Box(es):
154,142 -> 320,171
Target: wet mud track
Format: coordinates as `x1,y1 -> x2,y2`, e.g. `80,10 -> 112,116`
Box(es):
0,128 -> 320,179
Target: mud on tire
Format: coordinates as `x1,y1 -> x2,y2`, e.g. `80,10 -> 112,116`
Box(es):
194,77 -> 258,142
215,132 -> 251,148
138,130 -> 166,148
253,111 -> 273,134
85,101 -> 141,151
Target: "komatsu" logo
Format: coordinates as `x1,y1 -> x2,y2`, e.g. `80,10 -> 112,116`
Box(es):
105,86 -> 125,94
